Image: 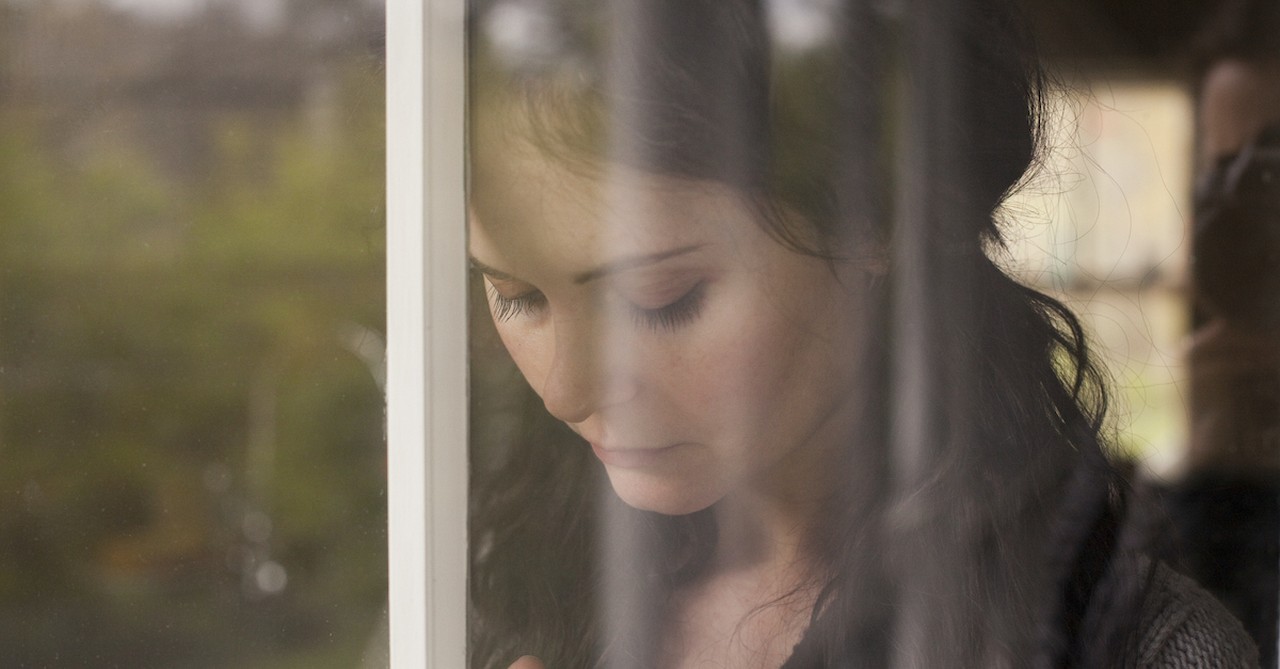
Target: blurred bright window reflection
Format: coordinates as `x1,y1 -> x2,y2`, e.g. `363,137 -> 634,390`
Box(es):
1004,81 -> 1195,470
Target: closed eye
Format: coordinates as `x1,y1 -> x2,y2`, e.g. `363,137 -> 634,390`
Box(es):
631,282 -> 706,333
485,283 -> 547,321
481,272 -> 706,332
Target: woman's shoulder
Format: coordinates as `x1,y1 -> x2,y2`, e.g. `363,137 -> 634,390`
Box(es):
1130,563 -> 1259,668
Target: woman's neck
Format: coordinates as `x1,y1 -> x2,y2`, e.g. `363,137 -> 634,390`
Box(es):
711,490 -> 820,577
663,398 -> 862,666
711,404 -> 852,576
658,487 -> 829,668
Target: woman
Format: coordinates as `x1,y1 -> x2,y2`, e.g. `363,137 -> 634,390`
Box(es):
466,0 -> 1257,666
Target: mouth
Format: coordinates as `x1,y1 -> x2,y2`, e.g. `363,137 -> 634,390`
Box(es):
589,442 -> 684,469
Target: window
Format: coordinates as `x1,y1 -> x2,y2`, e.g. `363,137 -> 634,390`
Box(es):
384,0 -> 466,667
4,1 -> 1276,667
0,1 -> 390,665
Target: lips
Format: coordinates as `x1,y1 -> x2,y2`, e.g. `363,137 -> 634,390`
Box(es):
589,442 -> 683,468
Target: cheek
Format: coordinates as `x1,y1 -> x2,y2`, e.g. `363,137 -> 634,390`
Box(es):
494,321 -> 552,394
719,321 -> 803,408
665,283 -> 849,434
657,302 -> 804,418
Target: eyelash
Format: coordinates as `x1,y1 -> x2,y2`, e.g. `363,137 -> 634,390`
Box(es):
631,282 -> 706,332
485,282 -> 707,333
486,284 -> 547,322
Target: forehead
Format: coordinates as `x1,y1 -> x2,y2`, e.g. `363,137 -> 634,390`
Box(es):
469,143 -> 760,265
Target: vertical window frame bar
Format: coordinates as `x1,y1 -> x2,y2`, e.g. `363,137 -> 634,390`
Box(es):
386,0 -> 468,667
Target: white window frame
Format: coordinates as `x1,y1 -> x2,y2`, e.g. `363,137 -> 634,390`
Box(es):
386,0 -> 468,667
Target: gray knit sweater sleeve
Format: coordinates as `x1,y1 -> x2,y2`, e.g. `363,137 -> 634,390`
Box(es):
1133,565 -> 1259,668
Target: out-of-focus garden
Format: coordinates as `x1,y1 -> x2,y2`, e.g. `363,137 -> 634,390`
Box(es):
0,1 -> 388,666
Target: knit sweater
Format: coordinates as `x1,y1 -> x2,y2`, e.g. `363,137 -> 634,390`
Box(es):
1132,565 -> 1258,668
778,563 -> 1258,668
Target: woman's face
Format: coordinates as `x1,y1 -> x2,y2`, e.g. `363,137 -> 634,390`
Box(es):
470,145 -> 867,516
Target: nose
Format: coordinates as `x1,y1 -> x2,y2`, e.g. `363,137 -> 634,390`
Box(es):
539,316 -> 634,424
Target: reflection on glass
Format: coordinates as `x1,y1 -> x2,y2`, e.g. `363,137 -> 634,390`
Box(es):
0,1 -> 387,666
468,1 -> 1267,668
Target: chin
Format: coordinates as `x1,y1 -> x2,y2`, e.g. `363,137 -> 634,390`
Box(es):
604,467 -> 723,516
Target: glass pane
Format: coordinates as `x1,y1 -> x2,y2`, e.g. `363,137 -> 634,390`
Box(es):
467,1 -> 1278,667
0,1 -> 388,666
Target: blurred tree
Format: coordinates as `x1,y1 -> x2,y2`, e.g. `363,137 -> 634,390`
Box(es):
0,9 -> 387,663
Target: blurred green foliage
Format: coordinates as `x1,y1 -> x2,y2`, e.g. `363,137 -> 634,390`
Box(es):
0,57 -> 387,668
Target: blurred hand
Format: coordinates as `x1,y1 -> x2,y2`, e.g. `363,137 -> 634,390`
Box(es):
509,655 -> 546,669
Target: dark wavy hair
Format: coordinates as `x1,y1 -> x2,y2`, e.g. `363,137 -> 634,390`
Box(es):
468,1 -> 1145,666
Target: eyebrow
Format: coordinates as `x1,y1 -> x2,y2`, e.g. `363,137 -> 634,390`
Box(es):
572,244 -> 706,284
468,244 -> 706,286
